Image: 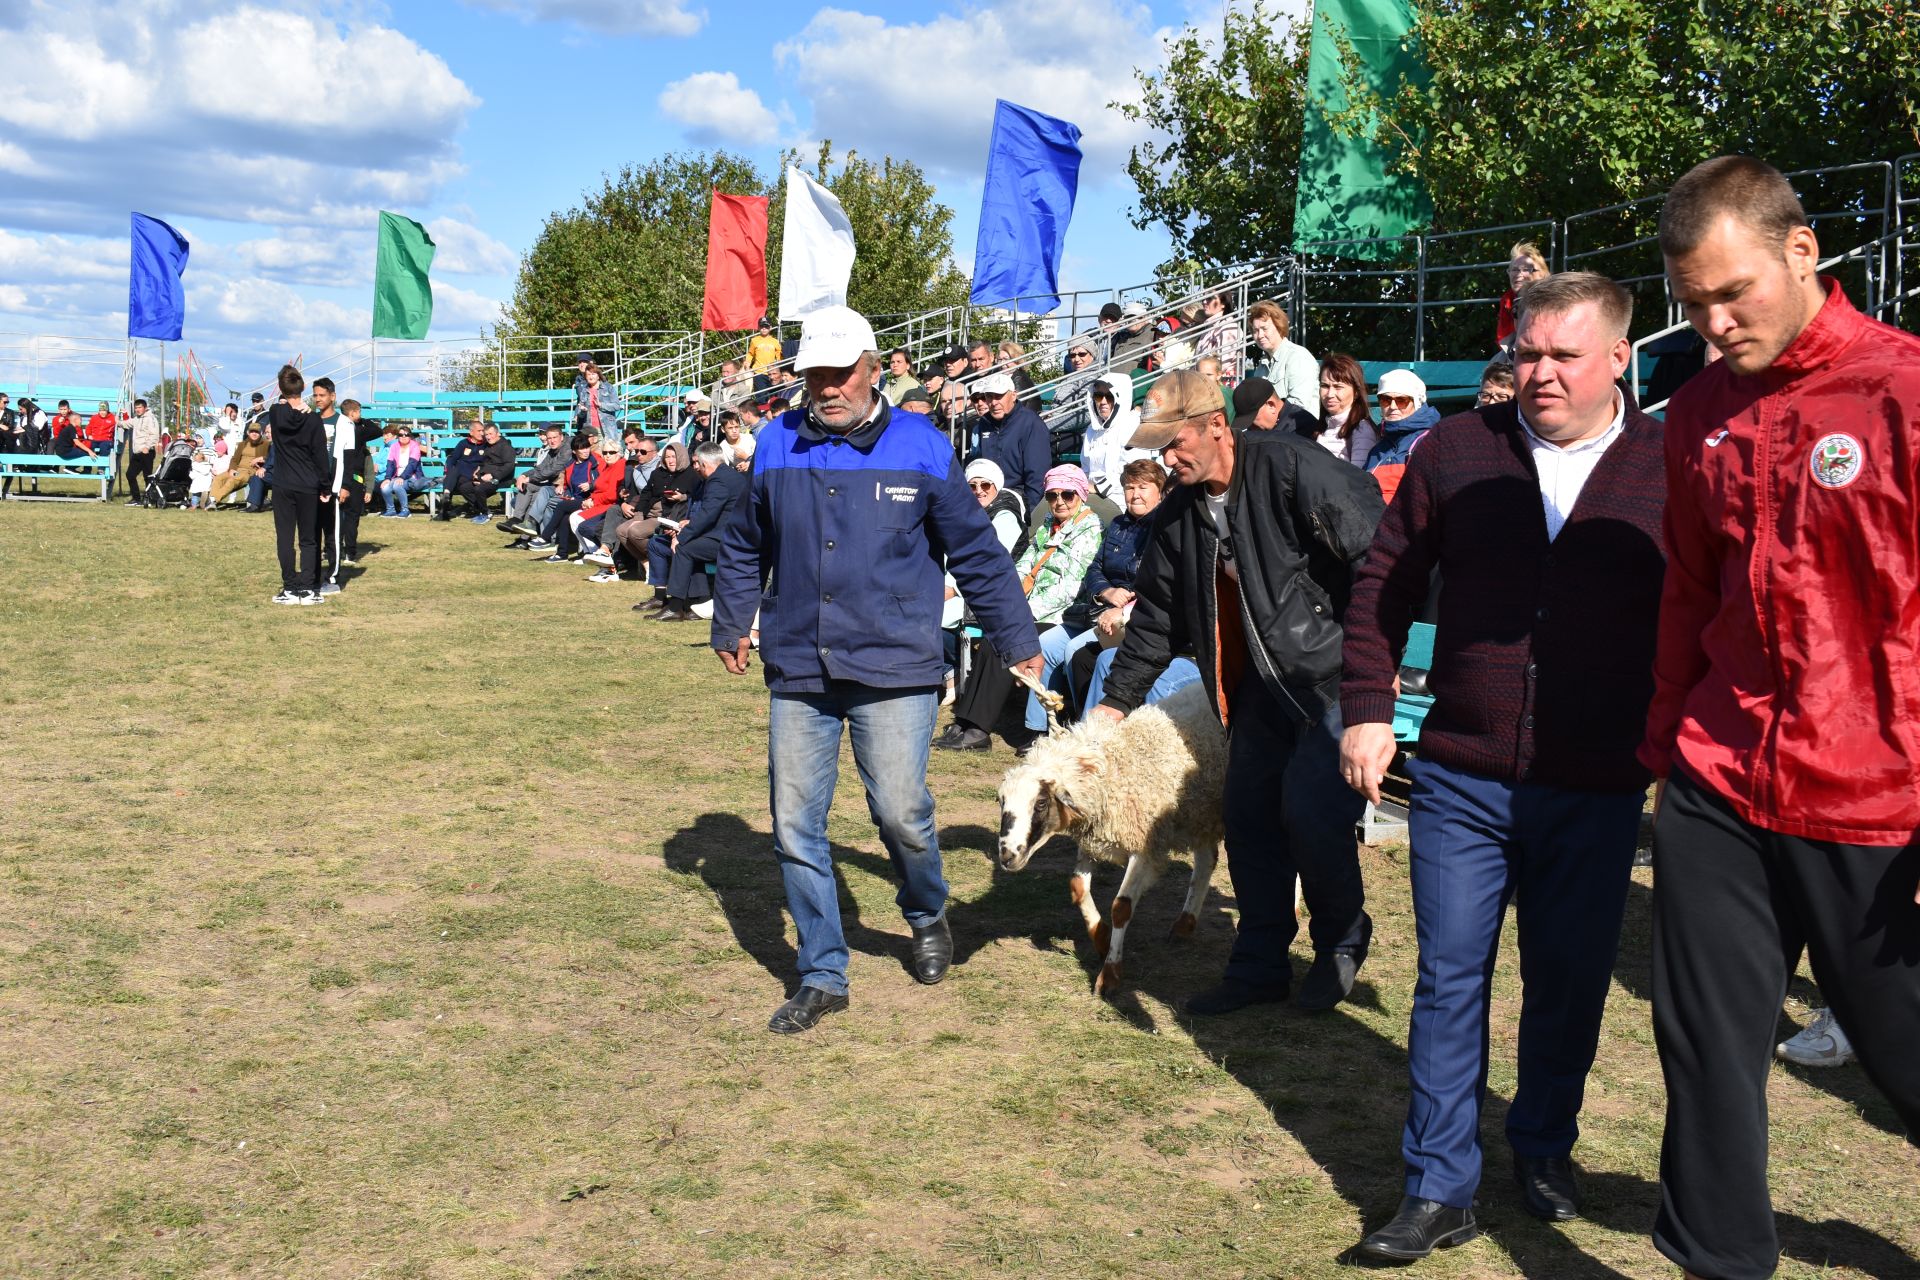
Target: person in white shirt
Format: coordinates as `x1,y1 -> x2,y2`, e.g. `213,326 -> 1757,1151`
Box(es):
1079,372 -> 1152,500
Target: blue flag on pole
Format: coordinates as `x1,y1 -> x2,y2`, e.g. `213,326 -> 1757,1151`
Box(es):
128,213 -> 189,341
971,100 -> 1082,312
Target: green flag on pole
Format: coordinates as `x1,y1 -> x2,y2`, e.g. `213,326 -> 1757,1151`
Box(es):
1292,0 -> 1431,258
372,211 -> 436,339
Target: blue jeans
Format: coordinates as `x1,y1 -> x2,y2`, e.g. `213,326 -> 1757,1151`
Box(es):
1024,624 -> 1088,731
769,682 -> 945,996
246,475 -> 269,508
516,482 -> 557,528
1083,648 -> 1200,722
1401,757 -> 1642,1207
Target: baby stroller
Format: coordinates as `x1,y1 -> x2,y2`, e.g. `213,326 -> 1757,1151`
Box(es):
144,441 -> 195,509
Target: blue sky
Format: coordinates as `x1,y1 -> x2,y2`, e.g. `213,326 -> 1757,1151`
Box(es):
0,0 -> 1259,399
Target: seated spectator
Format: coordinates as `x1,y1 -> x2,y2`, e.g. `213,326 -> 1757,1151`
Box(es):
965,457 -> 1028,555
681,392 -> 716,448
936,379 -> 972,441
1247,300 -> 1319,410
531,433 -> 599,556
729,429 -> 755,473
1108,300 -> 1159,374
1194,290 -> 1247,380
50,401 -> 89,461
717,411 -> 750,465
735,400 -> 764,435
1363,368 -> 1441,505
453,423 -> 516,523
1230,377 -> 1284,433
967,340 -> 994,379
214,419 -> 269,508
640,442 -> 745,622
897,386 -> 934,418
499,425 -> 566,534
245,423 -> 273,512
712,358 -> 755,407
377,424 -> 428,517
582,429 -> 658,579
966,372 -> 1050,509
881,348 -> 922,405
997,339 -> 1039,402
621,439 -> 695,598
1476,358 -> 1516,406
560,438 -> 626,559
1312,352 -> 1381,467
85,401 -> 116,458
1029,458 -> 1201,727
1496,240 -> 1550,351
922,366 -> 948,408
1080,372 -> 1150,500
435,422 -> 487,520
938,463 -> 1104,753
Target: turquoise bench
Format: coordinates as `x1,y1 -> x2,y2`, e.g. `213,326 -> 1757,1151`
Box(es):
0,451 -> 113,501
1362,620 -> 1438,843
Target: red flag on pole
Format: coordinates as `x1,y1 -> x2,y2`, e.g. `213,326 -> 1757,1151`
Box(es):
702,191 -> 769,331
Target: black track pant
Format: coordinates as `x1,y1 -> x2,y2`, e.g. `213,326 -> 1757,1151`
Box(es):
319,492 -> 364,583
273,490 -> 322,592
1651,770 -> 1920,1280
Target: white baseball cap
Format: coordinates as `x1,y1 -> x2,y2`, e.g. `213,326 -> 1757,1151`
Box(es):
684,390 -> 712,407
792,305 -> 878,372
969,372 -> 1016,397
1376,368 -> 1427,404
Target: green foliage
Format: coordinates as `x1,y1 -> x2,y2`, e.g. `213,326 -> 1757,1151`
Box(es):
1116,2 -> 1312,275
1335,0 -> 1920,231
137,376 -> 209,419
498,144 -> 971,385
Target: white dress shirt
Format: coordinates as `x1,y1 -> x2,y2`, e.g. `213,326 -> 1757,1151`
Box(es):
1518,391 -> 1625,541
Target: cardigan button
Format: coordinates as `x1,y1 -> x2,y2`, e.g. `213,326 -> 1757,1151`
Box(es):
1526,663 -> 1537,679
1536,606 -> 1550,620
1524,714 -> 1535,729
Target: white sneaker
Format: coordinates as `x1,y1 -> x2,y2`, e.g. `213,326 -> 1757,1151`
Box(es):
318,582 -> 342,596
587,569 -> 621,583
583,549 -> 615,566
272,589 -> 303,605
690,598 -> 714,619
299,590 -> 326,605
1777,1008 -> 1854,1066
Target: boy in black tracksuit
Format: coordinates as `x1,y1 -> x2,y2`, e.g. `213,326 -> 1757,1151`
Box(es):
267,364 -> 327,605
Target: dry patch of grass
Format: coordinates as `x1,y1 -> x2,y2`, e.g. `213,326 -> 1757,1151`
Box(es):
1,502 -> 1914,1278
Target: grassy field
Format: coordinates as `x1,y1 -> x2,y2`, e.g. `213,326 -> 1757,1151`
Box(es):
1,499 -> 1914,1280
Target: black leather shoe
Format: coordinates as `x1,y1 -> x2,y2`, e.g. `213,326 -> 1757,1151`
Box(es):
767,987 -> 849,1034
910,916 -> 952,984
1356,1196 -> 1478,1262
1296,912 -> 1372,1012
1512,1154 -> 1581,1222
1183,977 -> 1290,1016
931,723 -> 968,749
934,727 -> 991,752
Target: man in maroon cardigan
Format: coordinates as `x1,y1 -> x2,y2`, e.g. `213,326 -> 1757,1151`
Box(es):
1338,273 -> 1669,1262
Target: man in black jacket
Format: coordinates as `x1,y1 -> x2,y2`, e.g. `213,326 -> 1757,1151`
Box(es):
1094,368 -> 1385,1015
650,442 -> 746,622
435,422 -> 487,520
502,424 -> 568,540
452,423 -> 516,523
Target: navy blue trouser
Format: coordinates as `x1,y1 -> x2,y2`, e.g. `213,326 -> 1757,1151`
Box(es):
1401,757 -> 1642,1207
665,532 -> 721,601
1220,677 -> 1369,988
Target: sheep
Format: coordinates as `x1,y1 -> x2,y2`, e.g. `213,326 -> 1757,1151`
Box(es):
996,681 -> 1226,996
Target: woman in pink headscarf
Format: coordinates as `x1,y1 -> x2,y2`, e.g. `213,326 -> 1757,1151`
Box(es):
936,464 -> 1104,754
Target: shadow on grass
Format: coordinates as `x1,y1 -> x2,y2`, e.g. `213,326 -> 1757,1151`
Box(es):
1614,877 -> 1910,1141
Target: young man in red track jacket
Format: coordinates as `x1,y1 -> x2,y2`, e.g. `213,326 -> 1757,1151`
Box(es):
1645,156 -> 1920,1280
1338,274 -> 1669,1262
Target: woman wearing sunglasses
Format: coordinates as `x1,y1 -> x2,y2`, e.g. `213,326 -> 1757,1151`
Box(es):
937,464 -> 1104,754
1362,368 -> 1442,505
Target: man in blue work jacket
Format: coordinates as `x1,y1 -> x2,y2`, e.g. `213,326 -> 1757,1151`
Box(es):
712,306 -> 1044,1035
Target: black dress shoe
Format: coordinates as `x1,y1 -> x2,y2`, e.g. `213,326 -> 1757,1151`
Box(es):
1183,977 -> 1290,1016
654,607 -> 695,623
1356,1195 -> 1478,1262
931,722 -> 967,749
767,986 -> 849,1034
934,726 -> 991,752
1512,1154 -> 1581,1221
1296,912 -> 1372,1012
910,916 -> 952,984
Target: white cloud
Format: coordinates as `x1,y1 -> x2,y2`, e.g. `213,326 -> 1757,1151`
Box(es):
461,0 -> 704,37
658,71 -> 783,145
775,1 -> 1162,180
0,0 -> 478,234
0,285 -> 27,311
426,219 -> 520,276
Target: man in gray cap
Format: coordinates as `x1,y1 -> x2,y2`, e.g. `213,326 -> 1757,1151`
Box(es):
965,372 -> 1050,509
1093,368 -> 1385,1015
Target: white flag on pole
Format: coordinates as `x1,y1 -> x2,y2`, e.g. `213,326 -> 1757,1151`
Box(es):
778,165 -> 855,322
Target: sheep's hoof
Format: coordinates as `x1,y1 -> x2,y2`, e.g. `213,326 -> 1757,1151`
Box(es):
1091,920 -> 1111,957
1096,961 -> 1124,996
1168,912 -> 1197,940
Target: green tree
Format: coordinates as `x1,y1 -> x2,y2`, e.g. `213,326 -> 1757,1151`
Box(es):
138,376 -> 209,423
1335,0 -> 1920,231
1116,2 -> 1312,275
